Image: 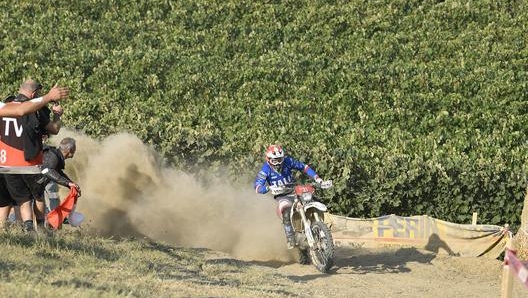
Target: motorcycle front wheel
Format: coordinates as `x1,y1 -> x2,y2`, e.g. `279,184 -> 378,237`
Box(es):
309,221 -> 335,273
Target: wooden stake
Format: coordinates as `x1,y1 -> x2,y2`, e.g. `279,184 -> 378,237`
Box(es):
472,212 -> 478,225
500,236 -> 514,298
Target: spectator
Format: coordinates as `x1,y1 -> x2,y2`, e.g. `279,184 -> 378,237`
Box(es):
35,137 -> 81,226
0,82 -> 69,229
0,83 -> 68,117
2,79 -> 65,231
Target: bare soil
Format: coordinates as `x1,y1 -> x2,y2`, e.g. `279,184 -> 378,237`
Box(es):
62,131 -> 528,298
243,247 -> 527,298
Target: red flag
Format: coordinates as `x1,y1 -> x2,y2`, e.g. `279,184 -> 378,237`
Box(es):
47,187 -> 78,230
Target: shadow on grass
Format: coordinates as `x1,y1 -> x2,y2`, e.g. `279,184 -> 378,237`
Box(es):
0,230 -> 119,262
0,261 -> 17,277
247,259 -> 291,268
200,258 -> 300,297
144,240 -> 211,260
143,254 -> 299,297
50,278 -> 96,289
285,272 -> 332,282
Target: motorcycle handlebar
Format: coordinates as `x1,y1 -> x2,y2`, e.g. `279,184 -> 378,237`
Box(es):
269,180 -> 333,195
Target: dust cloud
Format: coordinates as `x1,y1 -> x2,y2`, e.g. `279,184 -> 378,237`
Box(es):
49,129 -> 296,262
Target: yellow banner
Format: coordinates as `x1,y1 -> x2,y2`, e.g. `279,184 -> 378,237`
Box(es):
327,214 -> 509,258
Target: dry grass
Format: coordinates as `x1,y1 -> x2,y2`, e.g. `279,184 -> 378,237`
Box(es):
0,227 -> 300,298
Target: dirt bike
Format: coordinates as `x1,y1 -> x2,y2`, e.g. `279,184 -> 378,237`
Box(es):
271,180 -> 335,273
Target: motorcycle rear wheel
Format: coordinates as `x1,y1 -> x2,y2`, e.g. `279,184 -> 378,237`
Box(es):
309,221 -> 335,273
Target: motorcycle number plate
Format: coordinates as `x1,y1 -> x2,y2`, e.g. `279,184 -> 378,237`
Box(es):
295,185 -> 314,195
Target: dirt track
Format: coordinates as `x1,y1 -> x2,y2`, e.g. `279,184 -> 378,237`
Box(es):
268,247 -> 526,298
61,131 -> 527,298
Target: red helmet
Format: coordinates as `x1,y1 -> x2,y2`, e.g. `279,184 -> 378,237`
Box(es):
265,145 -> 285,167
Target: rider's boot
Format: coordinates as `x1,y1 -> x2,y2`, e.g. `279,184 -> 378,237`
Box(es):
282,209 -> 295,249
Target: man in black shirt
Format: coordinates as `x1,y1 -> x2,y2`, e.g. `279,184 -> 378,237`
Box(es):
36,137 -> 81,226
2,80 -> 64,231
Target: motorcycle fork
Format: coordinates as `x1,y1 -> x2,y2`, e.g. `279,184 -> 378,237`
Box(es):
294,198 -> 315,247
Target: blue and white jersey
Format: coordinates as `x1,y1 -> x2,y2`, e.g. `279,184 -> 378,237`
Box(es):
254,156 -> 319,194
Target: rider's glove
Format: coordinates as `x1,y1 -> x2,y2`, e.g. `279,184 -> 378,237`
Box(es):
269,185 -> 285,195
315,177 -> 323,184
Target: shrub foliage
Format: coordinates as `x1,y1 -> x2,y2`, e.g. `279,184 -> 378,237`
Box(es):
1,0 -> 527,228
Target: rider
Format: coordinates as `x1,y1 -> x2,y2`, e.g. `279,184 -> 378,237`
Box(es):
254,144 -> 324,249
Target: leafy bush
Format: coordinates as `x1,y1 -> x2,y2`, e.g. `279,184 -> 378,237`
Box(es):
1,0 -> 527,229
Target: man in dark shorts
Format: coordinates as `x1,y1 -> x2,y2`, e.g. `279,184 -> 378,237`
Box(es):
0,176 -> 17,228
3,174 -> 44,230
2,79 -> 64,231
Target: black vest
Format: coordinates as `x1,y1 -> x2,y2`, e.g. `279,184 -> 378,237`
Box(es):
15,94 -> 51,161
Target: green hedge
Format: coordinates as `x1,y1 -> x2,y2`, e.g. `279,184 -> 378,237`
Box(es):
1,0 -> 527,229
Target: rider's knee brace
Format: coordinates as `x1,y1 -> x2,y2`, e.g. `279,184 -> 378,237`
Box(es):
282,208 -> 291,225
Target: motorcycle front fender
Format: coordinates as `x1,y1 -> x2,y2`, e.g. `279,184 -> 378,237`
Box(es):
304,201 -> 327,213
